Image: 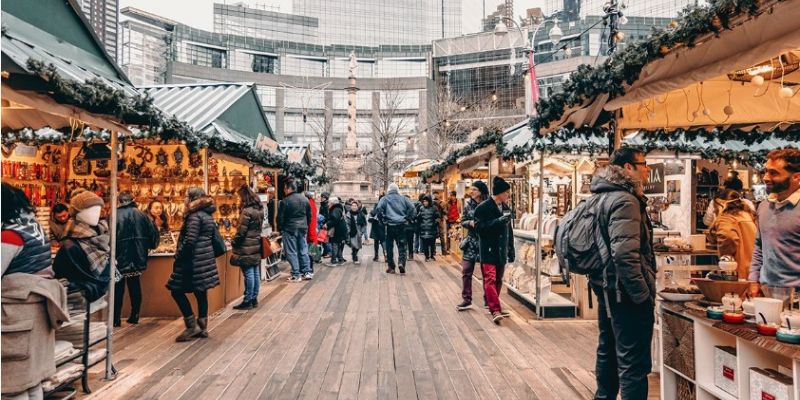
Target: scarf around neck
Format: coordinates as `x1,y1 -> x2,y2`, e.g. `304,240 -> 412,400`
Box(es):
67,219 -> 111,275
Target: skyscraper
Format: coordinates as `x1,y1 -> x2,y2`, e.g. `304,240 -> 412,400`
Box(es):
77,0 -> 118,59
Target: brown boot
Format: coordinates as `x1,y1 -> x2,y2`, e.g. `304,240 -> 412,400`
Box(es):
195,317 -> 209,338
175,316 -> 201,342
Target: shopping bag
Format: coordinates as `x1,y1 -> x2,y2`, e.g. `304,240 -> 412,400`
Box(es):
261,236 -> 273,259
317,228 -> 329,243
309,243 -> 322,263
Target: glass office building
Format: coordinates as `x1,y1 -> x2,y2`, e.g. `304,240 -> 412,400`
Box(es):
77,0 -> 119,59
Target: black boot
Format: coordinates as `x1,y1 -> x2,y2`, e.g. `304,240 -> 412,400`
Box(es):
126,313 -> 140,325
233,300 -> 253,310
176,316 -> 201,342
196,317 -> 209,338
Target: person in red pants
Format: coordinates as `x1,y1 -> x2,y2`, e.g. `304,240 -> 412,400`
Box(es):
473,176 -> 515,324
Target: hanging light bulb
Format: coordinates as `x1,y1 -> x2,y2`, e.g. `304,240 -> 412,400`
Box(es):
491,91 -> 498,102
723,105 -> 734,116
751,75 -> 765,86
779,87 -> 794,98
702,108 -> 711,116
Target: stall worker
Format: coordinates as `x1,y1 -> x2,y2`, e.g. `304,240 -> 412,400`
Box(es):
146,200 -> 170,233
707,189 -> 757,279
49,202 -> 70,241
749,149 -> 800,293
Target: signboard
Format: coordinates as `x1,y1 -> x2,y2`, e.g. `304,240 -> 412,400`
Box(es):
255,133 -> 278,153
645,163 -> 665,194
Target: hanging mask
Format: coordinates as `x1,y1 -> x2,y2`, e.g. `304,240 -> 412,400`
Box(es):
189,152 -> 202,168
173,147 -> 184,165
156,148 -> 168,166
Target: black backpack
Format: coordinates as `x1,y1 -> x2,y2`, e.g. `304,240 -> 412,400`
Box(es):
554,195 -> 612,278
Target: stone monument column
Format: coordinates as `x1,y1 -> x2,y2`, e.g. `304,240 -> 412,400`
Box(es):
346,50 -> 358,150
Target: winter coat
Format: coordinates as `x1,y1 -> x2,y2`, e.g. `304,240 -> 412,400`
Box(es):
53,221 -> 112,302
167,197 -> 221,292
307,198 -> 318,244
588,165 -> 656,305
710,211 -> 757,279
346,208 -> 367,249
326,203 -> 348,243
2,212 -> 51,276
459,197 -> 482,262
231,204 -> 264,267
277,192 -> 311,235
1,273 -> 69,394
447,200 -> 460,223
319,200 -> 330,220
115,201 -> 159,275
375,187 -> 416,226
417,205 -> 440,239
474,199 -> 515,266
369,208 -> 386,242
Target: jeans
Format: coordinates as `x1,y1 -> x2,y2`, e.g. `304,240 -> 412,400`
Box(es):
408,231 -> 417,255
241,265 -> 260,302
284,230 -> 312,277
592,285 -> 654,400
331,241 -> 345,263
438,226 -> 447,255
386,224 -> 408,269
422,237 -> 436,259
114,275 -> 142,322
482,263 -> 506,313
171,290 -> 208,318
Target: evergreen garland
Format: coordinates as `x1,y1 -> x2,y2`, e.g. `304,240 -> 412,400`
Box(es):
15,59 -> 313,179
420,128 -> 504,180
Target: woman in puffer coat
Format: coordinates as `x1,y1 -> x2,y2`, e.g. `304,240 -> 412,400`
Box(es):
346,201 -> 367,264
231,185 -> 264,311
326,198 -> 348,265
417,196 -> 440,262
369,195 -> 386,262
167,187 -> 220,342
457,181 -> 489,311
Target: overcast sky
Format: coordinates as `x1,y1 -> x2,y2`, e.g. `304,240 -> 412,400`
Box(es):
119,0 -> 545,35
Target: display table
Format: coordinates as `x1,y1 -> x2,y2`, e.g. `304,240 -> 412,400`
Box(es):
117,251 -> 244,318
660,302 -> 800,400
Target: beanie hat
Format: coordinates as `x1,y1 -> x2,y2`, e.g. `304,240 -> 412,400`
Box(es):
329,197 -> 340,206
69,189 -> 104,216
321,192 -> 330,199
492,176 -> 511,196
387,183 -> 399,193
471,180 -> 489,197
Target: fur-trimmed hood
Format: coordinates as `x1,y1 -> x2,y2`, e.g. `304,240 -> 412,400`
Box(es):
590,165 -> 645,198
187,196 -> 216,215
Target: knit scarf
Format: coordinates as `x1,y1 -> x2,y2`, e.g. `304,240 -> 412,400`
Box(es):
67,220 -> 111,276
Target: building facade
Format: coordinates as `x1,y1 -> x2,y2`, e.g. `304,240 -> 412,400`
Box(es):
77,0 -> 118,59
119,4 -> 437,171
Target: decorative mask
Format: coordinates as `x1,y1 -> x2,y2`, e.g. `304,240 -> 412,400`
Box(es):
173,147 -> 184,165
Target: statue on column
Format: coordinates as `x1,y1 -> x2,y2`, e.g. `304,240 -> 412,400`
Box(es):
348,50 -> 358,78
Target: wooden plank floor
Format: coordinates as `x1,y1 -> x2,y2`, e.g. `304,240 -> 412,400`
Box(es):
82,255 -> 660,399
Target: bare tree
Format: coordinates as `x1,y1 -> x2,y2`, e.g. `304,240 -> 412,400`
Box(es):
306,109 -> 340,186
362,85 -> 414,191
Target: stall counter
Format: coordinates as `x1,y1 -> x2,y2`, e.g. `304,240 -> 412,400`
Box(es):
117,250 -> 244,318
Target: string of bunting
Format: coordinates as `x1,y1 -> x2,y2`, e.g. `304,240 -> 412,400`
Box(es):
17,59 -> 313,179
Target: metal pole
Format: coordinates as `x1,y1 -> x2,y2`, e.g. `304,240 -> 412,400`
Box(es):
105,130 -> 118,380
534,154 -> 545,319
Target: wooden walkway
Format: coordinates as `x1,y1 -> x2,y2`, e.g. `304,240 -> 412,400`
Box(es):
83,256 -> 659,399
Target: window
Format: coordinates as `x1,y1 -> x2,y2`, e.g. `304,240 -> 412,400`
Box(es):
185,44 -> 227,69
252,54 -> 277,73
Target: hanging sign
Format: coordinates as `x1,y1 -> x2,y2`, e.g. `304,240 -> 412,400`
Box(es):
644,163 -> 665,194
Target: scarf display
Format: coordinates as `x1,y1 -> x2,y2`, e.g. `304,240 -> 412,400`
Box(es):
66,220 -> 111,276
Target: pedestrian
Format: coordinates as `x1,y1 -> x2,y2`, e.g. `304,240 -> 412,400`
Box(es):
319,192 -> 331,257
231,185 -> 264,310
2,183 -> 53,277
375,183 -> 416,274
1,183 -> 68,400
346,200 -> 367,264
326,197 -> 348,265
413,193 -> 425,255
305,188 -> 319,272
146,199 -> 170,233
434,196 -> 447,256
706,189 -> 757,279
703,174 -> 756,226
585,147 -> 656,399
749,148 -> 800,292
265,187 -> 277,232
417,196 -> 440,261
456,181 -> 489,311
360,202 -> 369,243
49,202 -> 70,241
369,195 -> 387,262
167,188 -> 220,341
446,191 -> 460,254
53,189 -> 112,303
278,178 -> 313,282
113,191 -> 159,326
474,177 -> 515,324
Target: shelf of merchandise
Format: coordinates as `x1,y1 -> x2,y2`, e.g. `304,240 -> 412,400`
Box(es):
661,303 -> 800,400
44,291 -> 115,398
505,284 -> 577,318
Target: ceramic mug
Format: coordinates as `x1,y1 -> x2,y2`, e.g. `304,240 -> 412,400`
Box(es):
754,297 -> 784,325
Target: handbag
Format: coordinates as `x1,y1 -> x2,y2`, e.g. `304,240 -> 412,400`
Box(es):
261,236 -> 273,259
211,227 -> 226,258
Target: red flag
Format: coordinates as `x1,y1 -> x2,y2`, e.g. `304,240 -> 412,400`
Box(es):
528,50 -> 540,115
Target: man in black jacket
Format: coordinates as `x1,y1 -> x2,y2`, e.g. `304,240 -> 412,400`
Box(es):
114,191 -> 159,326
474,176 -> 515,325
277,178 -> 313,282
589,148 -> 656,400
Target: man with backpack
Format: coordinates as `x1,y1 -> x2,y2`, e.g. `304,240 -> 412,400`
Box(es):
474,176 -> 515,325
555,147 -> 655,400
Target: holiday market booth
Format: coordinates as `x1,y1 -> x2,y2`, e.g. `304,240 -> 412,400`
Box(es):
514,0 -> 800,398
